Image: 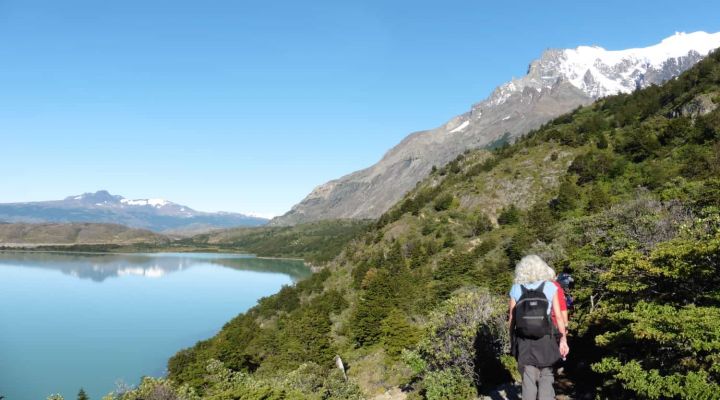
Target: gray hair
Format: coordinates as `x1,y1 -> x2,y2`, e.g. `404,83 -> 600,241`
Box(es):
513,255 -> 555,284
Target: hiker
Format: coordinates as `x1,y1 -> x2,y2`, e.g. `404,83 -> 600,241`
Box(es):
547,266 -> 569,334
509,255 -> 569,400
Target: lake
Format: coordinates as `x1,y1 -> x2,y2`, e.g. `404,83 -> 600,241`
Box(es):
0,251 -> 311,400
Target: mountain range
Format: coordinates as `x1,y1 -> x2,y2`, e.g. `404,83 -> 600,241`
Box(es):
0,190 -> 268,233
163,45 -> 720,399
271,31 -> 720,225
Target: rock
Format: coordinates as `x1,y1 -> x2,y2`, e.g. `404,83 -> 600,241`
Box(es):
371,388 -> 407,400
681,93 -> 718,117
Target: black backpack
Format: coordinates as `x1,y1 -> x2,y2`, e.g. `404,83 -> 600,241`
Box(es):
514,282 -> 551,339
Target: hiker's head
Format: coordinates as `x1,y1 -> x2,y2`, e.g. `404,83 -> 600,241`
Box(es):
513,254 -> 552,284
557,272 -> 574,289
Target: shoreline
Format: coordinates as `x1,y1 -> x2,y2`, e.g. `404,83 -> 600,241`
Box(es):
0,244 -> 313,264
0,245 -> 306,267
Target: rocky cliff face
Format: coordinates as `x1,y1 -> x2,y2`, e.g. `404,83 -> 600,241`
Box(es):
272,32 -> 720,226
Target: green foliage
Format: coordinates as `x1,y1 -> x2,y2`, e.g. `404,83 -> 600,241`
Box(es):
433,193 -> 455,212
382,308 -> 421,357
465,156 -> 499,177
350,246 -> 419,346
109,360 -> 362,400
588,234 -> 720,398
600,236 -> 720,303
568,149 -> 626,185
596,134 -> 609,149
408,290 -> 510,394
77,388 -> 89,400
525,202 -> 556,243
469,212 -> 493,236
169,277 -> 347,390
423,368 -> 476,400
497,205 -> 521,225
551,175 -> 581,212
186,220 -> 371,264
586,183 -> 612,212
105,377 -> 197,400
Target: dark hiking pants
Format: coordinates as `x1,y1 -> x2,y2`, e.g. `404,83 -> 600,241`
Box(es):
520,364 -> 555,400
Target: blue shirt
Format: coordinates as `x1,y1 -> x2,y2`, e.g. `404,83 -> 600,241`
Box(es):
509,280 -> 557,315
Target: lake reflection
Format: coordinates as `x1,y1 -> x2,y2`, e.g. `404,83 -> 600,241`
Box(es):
0,251 -> 311,282
0,252 -> 310,400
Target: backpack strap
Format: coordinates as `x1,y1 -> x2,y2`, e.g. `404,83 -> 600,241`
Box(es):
520,285 -> 528,295
537,281 -> 546,292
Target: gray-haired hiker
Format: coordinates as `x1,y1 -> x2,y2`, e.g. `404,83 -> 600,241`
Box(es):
508,255 -> 570,400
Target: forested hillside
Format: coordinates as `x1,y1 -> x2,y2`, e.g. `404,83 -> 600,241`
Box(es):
184,220 -> 372,264
110,49 -> 720,400
0,222 -> 168,246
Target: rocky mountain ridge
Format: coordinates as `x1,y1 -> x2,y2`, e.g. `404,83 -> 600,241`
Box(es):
271,31 -> 720,226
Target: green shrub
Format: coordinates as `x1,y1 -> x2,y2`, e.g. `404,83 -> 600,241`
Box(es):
409,290 -> 510,392
381,308 -> 421,357
433,194 -> 455,211
497,205 -> 521,225
423,368 -> 476,400
469,212 -> 493,236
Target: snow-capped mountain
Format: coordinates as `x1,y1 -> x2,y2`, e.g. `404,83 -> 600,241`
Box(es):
0,190 -> 268,233
489,31 -> 720,103
272,31 -> 720,225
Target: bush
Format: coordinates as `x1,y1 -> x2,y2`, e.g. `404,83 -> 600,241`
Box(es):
590,234 -> 720,399
551,176 -> 581,212
433,194 -> 456,211
381,308 -> 421,357
497,205 -> 521,225
409,290 -> 510,391
423,368 -> 476,400
470,212 -> 493,236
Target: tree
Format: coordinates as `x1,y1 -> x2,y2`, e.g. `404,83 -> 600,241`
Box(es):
552,176 -> 580,212
381,308 -> 420,357
351,269 -> 396,346
596,133 -> 609,149
591,236 -> 720,399
77,389 -> 88,400
586,184 -> 611,212
497,205 -> 520,225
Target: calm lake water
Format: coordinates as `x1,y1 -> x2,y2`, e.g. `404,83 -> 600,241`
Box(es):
0,252 -> 311,400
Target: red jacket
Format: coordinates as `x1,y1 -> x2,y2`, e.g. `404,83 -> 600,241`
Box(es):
551,281 -> 568,328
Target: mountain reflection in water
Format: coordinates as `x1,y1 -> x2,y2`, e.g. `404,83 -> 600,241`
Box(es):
0,251 -> 311,282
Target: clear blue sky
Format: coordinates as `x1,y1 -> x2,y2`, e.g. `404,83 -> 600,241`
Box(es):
1,0 -> 718,217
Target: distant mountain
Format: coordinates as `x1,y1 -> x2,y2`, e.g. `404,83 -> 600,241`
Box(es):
271,31 -> 720,225
0,190 -> 268,233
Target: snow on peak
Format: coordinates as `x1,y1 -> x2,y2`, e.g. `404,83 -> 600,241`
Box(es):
484,31 -> 720,106
246,211 -> 276,219
120,198 -> 171,207
559,31 -> 720,98
449,120 -> 470,133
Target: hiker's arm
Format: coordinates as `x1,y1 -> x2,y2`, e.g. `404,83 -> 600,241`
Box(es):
553,294 -> 570,358
562,310 -> 569,327
508,297 -> 516,330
